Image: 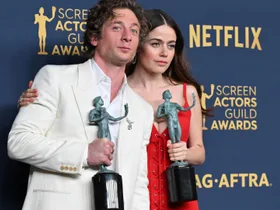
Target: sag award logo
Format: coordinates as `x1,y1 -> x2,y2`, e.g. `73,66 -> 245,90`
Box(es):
201,84 -> 214,130
34,6 -> 57,55
33,6 -> 87,56
201,84 -> 257,131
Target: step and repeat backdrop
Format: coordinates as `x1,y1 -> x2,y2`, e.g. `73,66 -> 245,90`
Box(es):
0,0 -> 279,209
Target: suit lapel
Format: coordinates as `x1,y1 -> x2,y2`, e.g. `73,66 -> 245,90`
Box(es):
116,86 -> 138,174
72,62 -> 145,174
72,60 -> 99,142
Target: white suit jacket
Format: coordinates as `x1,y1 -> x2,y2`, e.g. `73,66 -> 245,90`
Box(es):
8,60 -> 153,210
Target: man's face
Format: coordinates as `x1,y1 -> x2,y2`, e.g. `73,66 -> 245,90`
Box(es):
91,8 -> 140,66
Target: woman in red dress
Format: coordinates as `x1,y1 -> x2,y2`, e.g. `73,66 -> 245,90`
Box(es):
127,9 -> 209,210
18,9 -> 209,210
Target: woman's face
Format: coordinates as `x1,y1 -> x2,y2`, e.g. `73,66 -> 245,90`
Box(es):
137,24 -> 177,74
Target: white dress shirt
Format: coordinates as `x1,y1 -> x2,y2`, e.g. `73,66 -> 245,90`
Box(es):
87,59 -> 127,170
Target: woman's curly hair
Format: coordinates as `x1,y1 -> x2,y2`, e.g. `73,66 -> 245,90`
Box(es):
83,0 -> 148,58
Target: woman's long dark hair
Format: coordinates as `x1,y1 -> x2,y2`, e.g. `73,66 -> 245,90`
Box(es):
126,9 -> 212,116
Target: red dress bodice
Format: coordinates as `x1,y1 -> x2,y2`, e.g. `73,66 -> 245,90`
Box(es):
147,83 -> 199,210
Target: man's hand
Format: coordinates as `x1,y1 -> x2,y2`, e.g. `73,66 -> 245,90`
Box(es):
87,138 -> 115,166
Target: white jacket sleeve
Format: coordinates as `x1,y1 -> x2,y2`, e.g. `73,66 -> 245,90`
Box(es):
7,65 -> 88,175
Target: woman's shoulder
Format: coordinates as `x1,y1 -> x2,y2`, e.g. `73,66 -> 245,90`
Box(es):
186,84 -> 198,93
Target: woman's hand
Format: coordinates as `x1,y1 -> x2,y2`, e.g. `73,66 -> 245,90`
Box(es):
167,140 -> 188,161
17,80 -> 38,109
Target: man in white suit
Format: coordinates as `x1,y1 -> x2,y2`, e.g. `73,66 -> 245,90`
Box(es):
7,0 -> 153,210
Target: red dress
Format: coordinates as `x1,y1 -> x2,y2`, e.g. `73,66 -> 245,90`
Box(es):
147,84 -> 199,210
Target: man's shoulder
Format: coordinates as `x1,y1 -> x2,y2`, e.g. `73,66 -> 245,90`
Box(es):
33,60 -> 90,86
36,59 -> 90,78
38,63 -> 79,75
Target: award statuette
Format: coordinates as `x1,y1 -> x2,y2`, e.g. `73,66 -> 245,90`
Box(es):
156,90 -> 197,204
89,96 -> 128,210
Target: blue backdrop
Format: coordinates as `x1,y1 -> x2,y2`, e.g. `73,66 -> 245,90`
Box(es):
1,0 -> 279,209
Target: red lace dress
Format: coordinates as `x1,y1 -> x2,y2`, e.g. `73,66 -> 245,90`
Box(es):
147,83 -> 199,210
